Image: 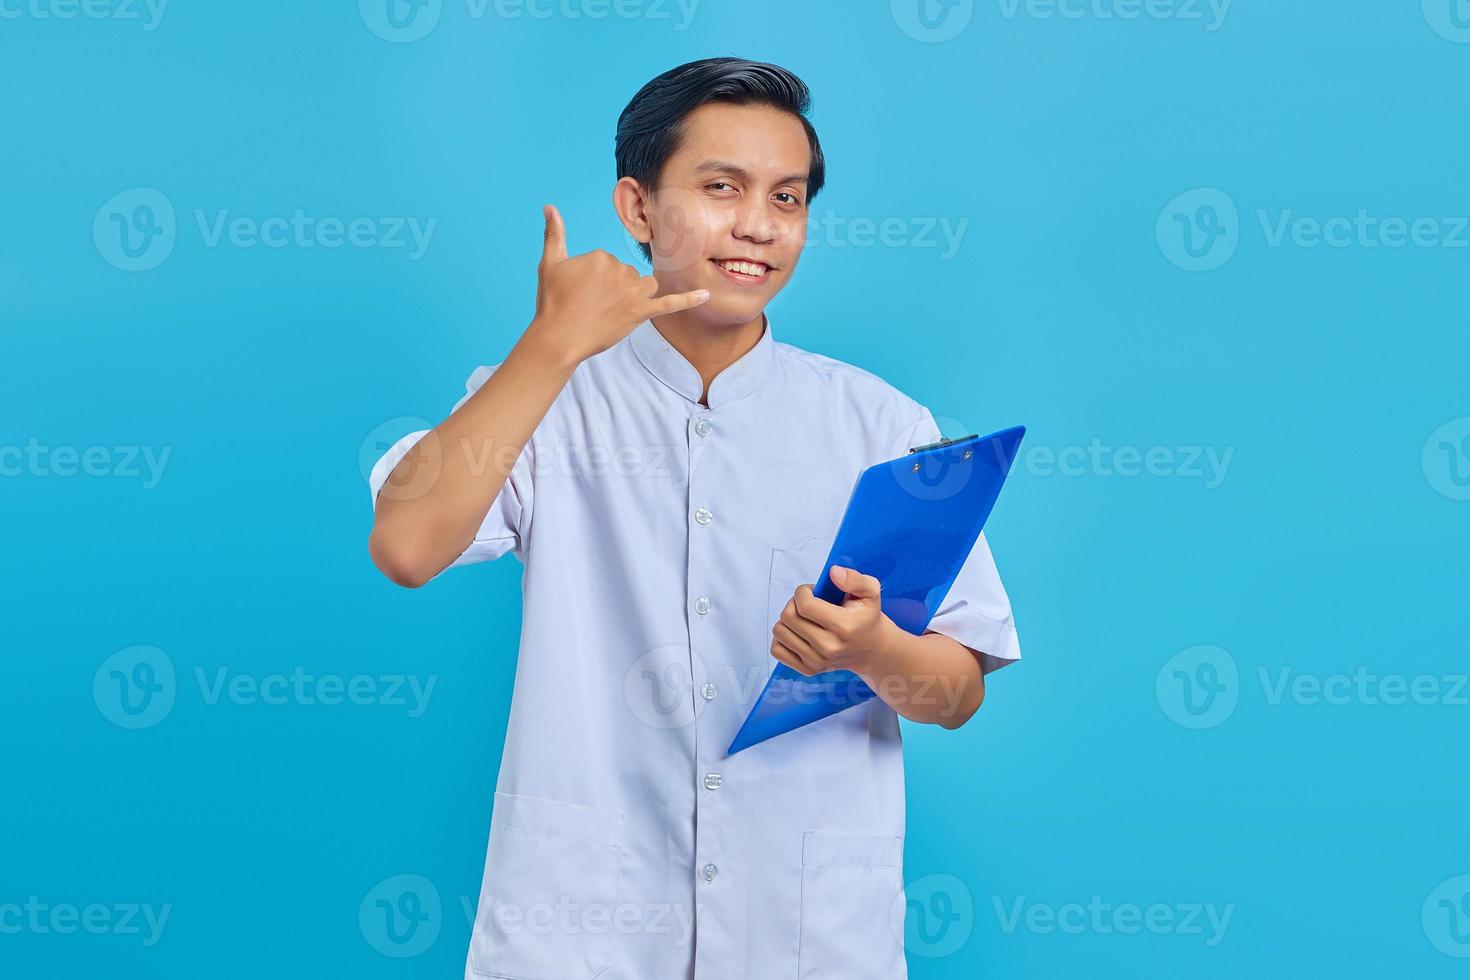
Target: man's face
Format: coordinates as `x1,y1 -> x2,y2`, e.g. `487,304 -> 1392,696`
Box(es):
631,102 -> 812,325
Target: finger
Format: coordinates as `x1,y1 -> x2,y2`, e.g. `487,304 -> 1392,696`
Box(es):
769,640 -> 803,674
830,565 -> 882,601
791,583 -> 844,631
774,620 -> 820,664
771,637 -> 815,676
640,287 -> 710,318
783,604 -> 839,655
540,204 -> 567,269
779,594 -> 818,638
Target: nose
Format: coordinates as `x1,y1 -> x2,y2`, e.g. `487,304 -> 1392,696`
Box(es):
730,196 -> 777,247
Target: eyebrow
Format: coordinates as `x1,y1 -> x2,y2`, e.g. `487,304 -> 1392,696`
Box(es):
692,160 -> 809,188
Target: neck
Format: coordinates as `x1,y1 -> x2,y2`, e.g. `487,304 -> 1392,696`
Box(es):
649,309 -> 766,407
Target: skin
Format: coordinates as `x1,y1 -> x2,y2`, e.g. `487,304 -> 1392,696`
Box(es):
612,101 -> 810,391
771,566 -> 987,730
369,100 -> 988,729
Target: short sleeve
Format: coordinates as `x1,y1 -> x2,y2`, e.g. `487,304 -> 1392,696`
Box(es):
898,408 -> 1021,674
368,364 -> 535,574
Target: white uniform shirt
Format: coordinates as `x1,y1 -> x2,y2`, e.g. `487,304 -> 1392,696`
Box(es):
369,316 -> 1020,980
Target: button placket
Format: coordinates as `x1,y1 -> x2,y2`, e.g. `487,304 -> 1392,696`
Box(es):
686,409 -> 730,915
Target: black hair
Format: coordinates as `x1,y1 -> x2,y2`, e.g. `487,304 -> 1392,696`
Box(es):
616,57 -> 826,262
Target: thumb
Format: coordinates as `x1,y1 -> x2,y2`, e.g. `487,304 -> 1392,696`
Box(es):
540,204 -> 567,269
830,565 -> 881,601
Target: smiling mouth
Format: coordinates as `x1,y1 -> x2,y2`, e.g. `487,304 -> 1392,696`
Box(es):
711,258 -> 772,283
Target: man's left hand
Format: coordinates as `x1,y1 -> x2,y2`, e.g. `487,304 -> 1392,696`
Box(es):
770,565 -> 894,676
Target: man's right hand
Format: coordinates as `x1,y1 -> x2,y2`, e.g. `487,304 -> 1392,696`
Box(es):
528,204 -> 709,364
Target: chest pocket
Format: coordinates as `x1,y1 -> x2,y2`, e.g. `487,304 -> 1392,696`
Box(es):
766,536 -> 835,630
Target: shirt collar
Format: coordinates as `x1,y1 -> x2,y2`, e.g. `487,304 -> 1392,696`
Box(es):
629,314 -> 776,409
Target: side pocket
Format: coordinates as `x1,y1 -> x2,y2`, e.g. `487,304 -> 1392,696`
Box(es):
469,793 -> 625,980
797,830 -> 907,980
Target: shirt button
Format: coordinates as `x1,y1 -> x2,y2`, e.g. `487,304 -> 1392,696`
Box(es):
700,682 -> 718,701
701,863 -> 719,882
694,507 -> 713,526
694,596 -> 711,616
695,419 -> 713,438
703,772 -> 723,790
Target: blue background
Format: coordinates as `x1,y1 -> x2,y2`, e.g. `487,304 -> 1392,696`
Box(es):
5,1 -> 1470,976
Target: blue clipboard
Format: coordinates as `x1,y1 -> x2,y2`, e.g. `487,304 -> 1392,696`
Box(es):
725,425 -> 1026,755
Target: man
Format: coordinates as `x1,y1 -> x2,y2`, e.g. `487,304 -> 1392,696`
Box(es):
368,57 -> 1019,980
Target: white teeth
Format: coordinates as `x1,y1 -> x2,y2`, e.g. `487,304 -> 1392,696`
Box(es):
718,260 -> 766,277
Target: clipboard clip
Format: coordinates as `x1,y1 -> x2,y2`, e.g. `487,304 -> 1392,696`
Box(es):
908,433 -> 979,454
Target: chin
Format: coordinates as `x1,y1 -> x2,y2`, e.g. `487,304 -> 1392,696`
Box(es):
701,290 -> 770,325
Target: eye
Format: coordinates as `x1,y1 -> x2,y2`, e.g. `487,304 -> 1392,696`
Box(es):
706,181 -> 737,193
773,192 -> 803,207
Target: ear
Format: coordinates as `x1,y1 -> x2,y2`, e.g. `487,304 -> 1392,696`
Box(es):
612,177 -> 653,250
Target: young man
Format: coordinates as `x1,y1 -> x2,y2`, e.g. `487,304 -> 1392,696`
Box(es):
368,57 -> 1019,980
